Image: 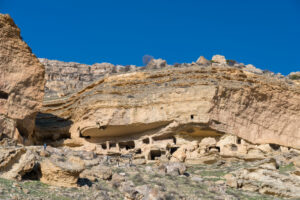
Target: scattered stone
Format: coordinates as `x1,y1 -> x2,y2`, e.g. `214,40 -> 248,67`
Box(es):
40,156 -> 85,187
211,55 -> 226,64
196,56 -> 210,65
146,58 -> 167,69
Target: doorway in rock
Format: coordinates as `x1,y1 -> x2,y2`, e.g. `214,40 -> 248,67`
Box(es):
119,141 -> 135,150
150,149 -> 162,160
21,163 -> 41,180
169,147 -> 179,154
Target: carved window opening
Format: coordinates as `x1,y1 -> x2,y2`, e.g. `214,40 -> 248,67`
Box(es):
190,115 -> 194,120
143,138 -> 150,144
169,147 -> 179,155
150,149 -> 161,160
135,148 -> 142,154
101,143 -> 107,150
119,141 -> 135,150
110,143 -> 116,148
0,90 -> 8,99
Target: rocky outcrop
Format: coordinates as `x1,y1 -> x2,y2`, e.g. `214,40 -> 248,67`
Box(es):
39,62 -> 300,161
0,146 -> 37,180
145,58 -> 167,70
40,155 -> 84,187
212,54 -> 226,64
40,58 -> 139,99
226,158 -> 300,198
196,56 -> 210,65
0,14 -> 45,144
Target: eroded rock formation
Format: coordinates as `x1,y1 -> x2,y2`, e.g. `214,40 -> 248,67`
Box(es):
0,14 -> 45,144
39,58 -> 300,162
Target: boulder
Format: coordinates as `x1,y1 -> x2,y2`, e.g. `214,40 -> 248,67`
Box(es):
244,64 -> 263,74
0,14 -> 45,144
40,156 -> 85,187
211,55 -> 226,64
196,56 -> 210,65
0,147 -> 37,180
146,58 -> 167,69
164,162 -> 186,176
227,158 -> 300,198
80,165 -> 112,181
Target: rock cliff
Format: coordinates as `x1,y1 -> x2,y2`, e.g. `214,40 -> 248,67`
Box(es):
0,14 -> 45,144
39,58 -> 300,161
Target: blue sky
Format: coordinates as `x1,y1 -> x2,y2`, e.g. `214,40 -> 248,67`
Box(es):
1,0 -> 299,74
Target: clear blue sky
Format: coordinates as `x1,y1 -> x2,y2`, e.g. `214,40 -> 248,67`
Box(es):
1,0 -> 300,74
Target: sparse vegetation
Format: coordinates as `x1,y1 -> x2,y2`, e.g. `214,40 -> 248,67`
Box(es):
289,74 -> 300,80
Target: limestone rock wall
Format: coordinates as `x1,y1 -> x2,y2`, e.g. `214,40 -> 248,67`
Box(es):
40,58 -> 139,99
40,64 -> 300,151
0,14 -> 45,144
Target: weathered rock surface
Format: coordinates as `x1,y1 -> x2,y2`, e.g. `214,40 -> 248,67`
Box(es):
196,55 -> 210,65
40,58 -> 138,99
212,54 -> 226,64
226,158 -> 300,198
40,155 -> 84,187
0,14 -> 45,144
0,146 -> 37,180
40,62 -> 300,158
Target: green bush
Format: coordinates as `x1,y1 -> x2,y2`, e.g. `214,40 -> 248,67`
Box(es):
289,74 -> 300,80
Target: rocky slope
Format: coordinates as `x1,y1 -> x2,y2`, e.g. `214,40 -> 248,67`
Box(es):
1,13 -> 300,199
0,14 -> 45,145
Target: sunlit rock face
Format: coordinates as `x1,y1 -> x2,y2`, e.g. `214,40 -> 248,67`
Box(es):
39,61 -> 300,159
39,58 -> 139,99
0,14 -> 45,144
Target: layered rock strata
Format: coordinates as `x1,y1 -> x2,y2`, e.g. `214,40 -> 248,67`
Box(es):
0,14 -> 45,144
40,61 -> 300,161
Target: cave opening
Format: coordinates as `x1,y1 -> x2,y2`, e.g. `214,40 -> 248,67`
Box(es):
119,141 -> 135,150
101,143 -> 107,150
143,138 -> 150,144
190,115 -> 194,120
269,143 -> 280,151
110,143 -> 116,148
209,146 -> 220,152
169,147 -> 179,154
21,163 -> 41,180
237,138 -> 241,144
0,90 -> 8,99
150,149 -> 162,160
135,148 -> 142,154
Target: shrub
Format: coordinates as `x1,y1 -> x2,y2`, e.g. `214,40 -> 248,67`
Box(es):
226,59 -> 237,66
289,74 -> 300,80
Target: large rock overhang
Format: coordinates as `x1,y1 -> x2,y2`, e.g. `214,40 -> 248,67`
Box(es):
41,66 -> 300,149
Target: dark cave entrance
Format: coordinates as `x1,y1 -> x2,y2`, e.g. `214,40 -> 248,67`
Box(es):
119,141 -> 135,150
150,149 -> 162,160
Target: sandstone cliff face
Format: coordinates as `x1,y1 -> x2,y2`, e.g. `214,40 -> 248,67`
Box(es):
40,58 -> 139,99
40,61 -> 300,156
0,14 -> 45,144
